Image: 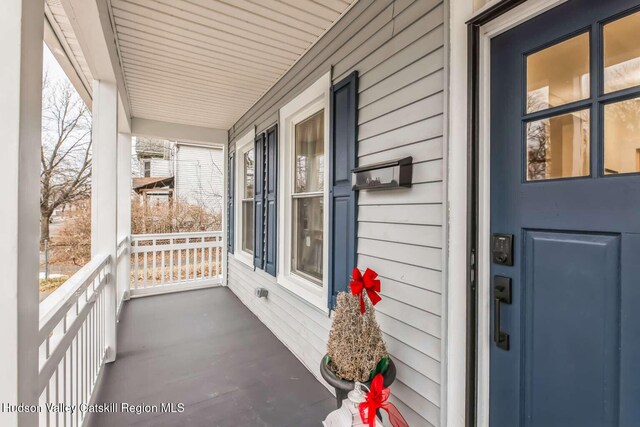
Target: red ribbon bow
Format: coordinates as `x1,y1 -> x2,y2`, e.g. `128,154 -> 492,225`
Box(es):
359,374 -> 409,427
350,268 -> 382,314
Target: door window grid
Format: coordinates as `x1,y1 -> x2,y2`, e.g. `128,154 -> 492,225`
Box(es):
523,9 -> 640,181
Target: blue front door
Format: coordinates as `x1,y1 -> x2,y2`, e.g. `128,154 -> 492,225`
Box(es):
490,1 -> 640,426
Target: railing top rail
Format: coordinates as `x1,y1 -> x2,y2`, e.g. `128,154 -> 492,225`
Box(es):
131,231 -> 223,240
39,253 -> 110,332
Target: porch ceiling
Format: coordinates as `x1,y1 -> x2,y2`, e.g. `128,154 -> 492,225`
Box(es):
109,0 -> 358,129
45,0 -> 94,100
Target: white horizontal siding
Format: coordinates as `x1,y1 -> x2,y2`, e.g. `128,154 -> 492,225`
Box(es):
149,158 -> 171,177
175,145 -> 224,212
227,1 -> 445,425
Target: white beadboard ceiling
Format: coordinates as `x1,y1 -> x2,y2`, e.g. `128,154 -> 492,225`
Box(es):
109,0 -> 357,129
46,0 -> 94,95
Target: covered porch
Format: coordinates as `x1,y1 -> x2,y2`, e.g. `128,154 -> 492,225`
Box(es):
2,0 -> 451,425
3,0 -> 359,425
91,287 -> 334,427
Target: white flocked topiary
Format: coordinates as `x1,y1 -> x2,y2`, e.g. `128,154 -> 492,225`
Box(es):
326,292 -> 388,382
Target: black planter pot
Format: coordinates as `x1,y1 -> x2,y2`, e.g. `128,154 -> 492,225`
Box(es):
320,354 -> 396,408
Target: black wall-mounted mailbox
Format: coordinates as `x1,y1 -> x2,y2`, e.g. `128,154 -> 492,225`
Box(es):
351,156 -> 413,191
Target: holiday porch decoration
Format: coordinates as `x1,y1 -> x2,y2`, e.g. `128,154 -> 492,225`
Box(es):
322,374 -> 409,427
320,267 -> 396,409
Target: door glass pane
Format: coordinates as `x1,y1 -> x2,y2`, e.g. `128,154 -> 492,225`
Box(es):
527,33 -> 590,113
295,110 -> 324,193
242,200 -> 254,254
604,97 -> 640,174
243,149 -> 254,198
604,11 -> 640,93
292,196 -> 323,284
526,110 -> 590,180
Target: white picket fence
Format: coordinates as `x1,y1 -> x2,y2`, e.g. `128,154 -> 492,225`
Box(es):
130,231 -> 224,296
38,254 -> 111,427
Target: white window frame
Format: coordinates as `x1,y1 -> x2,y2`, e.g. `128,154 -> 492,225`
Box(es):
278,72 -> 331,311
234,128 -> 256,268
143,159 -> 151,177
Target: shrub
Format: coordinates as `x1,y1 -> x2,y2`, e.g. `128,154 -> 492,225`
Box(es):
49,202 -> 91,266
49,197 -> 222,267
130,197 -> 221,234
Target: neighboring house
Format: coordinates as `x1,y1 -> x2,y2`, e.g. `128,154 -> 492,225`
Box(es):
175,143 -> 224,212
133,138 -> 224,213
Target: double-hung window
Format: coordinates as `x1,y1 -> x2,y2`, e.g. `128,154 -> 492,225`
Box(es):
241,149 -> 255,254
278,72 -> 330,309
292,111 -> 325,283
235,130 -> 256,267
143,159 -> 151,177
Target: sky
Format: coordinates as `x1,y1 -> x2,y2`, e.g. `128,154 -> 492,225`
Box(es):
42,44 -> 138,158
43,43 -> 69,85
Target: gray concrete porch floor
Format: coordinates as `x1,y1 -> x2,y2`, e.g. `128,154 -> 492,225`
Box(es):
90,287 -> 335,427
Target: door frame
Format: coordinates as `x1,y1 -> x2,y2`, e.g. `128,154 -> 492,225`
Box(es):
446,0 -> 567,427
473,1 -> 568,426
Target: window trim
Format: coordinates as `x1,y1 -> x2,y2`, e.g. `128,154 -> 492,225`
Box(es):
278,72 -> 331,311
143,159 -> 151,177
234,129 -> 256,268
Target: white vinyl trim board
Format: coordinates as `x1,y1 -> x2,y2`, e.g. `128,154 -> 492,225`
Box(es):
234,128 -> 256,268
277,71 -> 331,312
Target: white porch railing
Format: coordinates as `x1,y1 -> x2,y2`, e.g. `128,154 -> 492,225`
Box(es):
38,254 -> 111,427
34,232 -> 223,425
130,231 -> 223,297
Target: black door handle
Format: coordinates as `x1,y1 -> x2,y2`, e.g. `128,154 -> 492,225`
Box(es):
494,276 -> 512,351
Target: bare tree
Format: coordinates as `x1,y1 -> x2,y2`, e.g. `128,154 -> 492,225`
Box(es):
40,75 -> 92,245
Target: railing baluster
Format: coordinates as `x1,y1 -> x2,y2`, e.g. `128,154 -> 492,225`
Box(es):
84,327 -> 87,413
186,243 -> 190,280
55,368 -> 60,427
178,246 -> 182,282
161,247 -> 165,285
193,245 -> 196,280
152,238 -> 157,287
142,249 -> 148,288
76,336 -> 80,426
41,381 -> 48,427
170,237 -> 174,283
63,354 -> 68,426
134,240 -> 139,290
208,244 -> 213,278
201,238 -> 205,280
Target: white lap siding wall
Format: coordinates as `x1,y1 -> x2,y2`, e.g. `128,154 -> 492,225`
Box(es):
227,1 -> 445,425
175,144 -> 225,213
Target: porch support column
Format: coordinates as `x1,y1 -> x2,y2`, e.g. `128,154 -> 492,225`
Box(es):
91,80 -> 118,363
117,132 -> 132,308
0,0 -> 44,425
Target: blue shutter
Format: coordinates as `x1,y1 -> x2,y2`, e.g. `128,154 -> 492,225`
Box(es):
227,151 -> 235,254
328,72 -> 358,308
264,124 -> 278,276
254,133 -> 265,268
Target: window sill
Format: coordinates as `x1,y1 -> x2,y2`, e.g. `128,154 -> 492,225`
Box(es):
277,271 -> 328,314
234,251 -> 255,270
